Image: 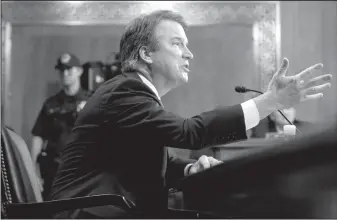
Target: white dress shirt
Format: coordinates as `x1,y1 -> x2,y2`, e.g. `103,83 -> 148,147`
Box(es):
137,73 -> 260,175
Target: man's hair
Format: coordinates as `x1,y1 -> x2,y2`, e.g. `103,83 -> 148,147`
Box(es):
119,10 -> 187,72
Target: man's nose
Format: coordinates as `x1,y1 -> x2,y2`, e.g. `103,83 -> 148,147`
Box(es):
183,47 -> 193,60
63,69 -> 70,76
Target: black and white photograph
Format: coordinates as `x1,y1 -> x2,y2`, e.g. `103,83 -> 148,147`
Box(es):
1,1 -> 337,218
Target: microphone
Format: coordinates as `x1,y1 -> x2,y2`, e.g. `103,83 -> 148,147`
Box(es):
235,86 -> 263,94
235,86 -> 301,134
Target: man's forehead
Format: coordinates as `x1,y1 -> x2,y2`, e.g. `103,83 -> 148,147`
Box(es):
154,20 -> 188,41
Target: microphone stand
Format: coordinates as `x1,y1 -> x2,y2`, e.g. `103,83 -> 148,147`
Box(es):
237,87 -> 302,134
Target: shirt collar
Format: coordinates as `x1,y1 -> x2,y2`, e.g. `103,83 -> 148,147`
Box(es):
137,73 -> 161,100
60,88 -> 86,100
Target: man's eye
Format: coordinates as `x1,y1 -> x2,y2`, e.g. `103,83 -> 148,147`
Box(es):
173,42 -> 181,46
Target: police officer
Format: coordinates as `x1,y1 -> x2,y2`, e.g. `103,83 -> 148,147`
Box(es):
30,53 -> 90,199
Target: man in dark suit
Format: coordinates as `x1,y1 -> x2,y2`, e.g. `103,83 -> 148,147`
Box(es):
50,10 -> 332,218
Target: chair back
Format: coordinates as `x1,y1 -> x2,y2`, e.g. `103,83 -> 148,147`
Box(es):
1,127 -> 43,217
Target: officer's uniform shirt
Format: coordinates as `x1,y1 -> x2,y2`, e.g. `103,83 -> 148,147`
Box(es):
32,88 -> 90,159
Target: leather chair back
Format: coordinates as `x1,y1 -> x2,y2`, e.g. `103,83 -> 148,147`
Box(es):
1,126 -> 43,207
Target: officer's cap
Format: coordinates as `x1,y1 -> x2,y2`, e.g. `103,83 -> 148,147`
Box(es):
55,53 -> 81,70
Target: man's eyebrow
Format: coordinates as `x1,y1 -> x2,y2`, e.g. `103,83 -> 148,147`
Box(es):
171,37 -> 188,45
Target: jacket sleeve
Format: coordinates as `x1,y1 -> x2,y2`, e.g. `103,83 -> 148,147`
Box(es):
102,78 -> 247,151
165,148 -> 196,188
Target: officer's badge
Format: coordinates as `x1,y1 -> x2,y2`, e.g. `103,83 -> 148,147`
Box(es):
77,101 -> 86,112
95,75 -> 104,84
61,53 -> 71,64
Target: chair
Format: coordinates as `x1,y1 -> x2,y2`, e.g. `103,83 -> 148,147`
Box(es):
1,126 -> 136,219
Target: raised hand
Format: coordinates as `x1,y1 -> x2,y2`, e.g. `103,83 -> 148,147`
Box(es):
266,58 -> 332,109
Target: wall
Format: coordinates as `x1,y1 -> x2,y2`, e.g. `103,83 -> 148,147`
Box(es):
280,1 -> 337,123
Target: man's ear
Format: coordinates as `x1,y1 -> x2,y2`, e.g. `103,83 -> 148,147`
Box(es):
139,46 -> 153,64
76,66 -> 83,76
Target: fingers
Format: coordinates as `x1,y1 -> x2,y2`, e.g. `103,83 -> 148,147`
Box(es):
303,74 -> 333,89
301,82 -> 330,101
190,156 -> 222,175
302,83 -> 331,95
274,57 -> 290,78
189,155 -> 210,175
198,155 -> 211,170
295,63 -> 323,80
299,73 -> 332,103
207,156 -> 223,167
301,93 -> 324,102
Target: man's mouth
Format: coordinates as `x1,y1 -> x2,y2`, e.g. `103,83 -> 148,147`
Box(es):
182,64 -> 190,72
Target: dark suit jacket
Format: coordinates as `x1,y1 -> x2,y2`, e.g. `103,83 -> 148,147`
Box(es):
50,71 -> 247,217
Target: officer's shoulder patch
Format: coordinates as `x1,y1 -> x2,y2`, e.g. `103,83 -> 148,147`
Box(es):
77,101 -> 87,112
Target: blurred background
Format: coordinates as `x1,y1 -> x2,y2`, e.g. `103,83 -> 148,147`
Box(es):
1,1 -> 336,160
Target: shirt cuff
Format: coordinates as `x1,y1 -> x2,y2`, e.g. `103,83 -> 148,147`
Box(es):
184,163 -> 194,176
241,99 -> 260,130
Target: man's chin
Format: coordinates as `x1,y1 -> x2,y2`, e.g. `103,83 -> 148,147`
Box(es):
180,72 -> 189,83
62,81 -> 74,87
171,72 -> 188,88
